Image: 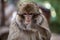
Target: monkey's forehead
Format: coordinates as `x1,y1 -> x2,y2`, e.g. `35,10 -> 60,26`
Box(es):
17,2 -> 40,14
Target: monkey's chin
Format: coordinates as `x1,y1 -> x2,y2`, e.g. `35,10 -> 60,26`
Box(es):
23,22 -> 32,30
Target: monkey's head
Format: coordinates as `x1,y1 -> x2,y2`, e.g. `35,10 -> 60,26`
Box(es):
16,2 -> 42,27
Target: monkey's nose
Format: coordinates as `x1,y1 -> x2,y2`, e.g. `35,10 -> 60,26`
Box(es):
25,17 -> 31,25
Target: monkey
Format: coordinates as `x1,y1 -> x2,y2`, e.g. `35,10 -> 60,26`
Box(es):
7,1 -> 51,40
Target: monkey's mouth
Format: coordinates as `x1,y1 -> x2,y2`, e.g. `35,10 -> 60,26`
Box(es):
24,19 -> 32,25
24,21 -> 31,25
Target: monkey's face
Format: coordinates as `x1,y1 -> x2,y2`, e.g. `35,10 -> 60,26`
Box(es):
17,3 -> 41,29
18,12 -> 40,25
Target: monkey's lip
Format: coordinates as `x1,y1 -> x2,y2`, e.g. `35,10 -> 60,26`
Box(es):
25,18 -> 31,22
25,21 -> 31,25
26,20 -> 31,22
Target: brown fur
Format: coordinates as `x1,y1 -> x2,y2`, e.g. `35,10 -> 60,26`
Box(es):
7,2 -> 51,40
